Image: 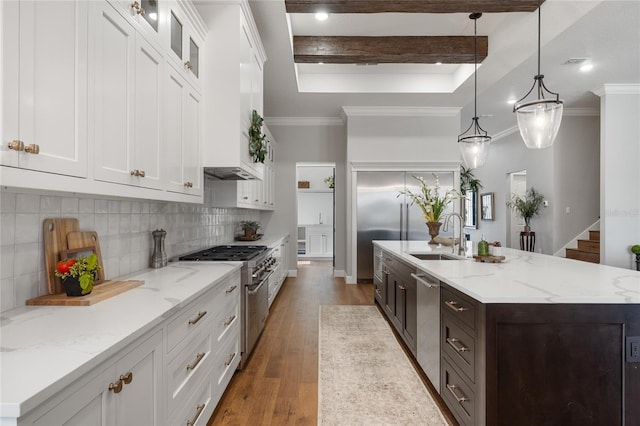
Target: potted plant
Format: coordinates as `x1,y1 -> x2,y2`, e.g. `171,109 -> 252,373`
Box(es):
631,245 -> 640,271
399,174 -> 461,244
506,187 -> 545,232
240,221 -> 261,238
324,175 -> 334,189
460,165 -> 482,194
54,254 -> 101,296
248,110 -> 267,163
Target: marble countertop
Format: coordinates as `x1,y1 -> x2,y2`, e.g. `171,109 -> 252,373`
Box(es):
0,262 -> 242,418
374,240 -> 640,304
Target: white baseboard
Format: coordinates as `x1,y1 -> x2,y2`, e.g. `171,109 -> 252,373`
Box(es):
345,275 -> 356,284
287,269 -> 297,277
333,269 -> 345,278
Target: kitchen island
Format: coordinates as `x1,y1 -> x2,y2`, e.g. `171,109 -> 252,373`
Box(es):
374,240 -> 640,426
0,262 -> 242,425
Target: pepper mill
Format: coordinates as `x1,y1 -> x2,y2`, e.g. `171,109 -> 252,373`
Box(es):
151,229 -> 167,268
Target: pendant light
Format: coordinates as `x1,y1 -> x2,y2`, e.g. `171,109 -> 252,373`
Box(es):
513,4 -> 563,149
458,12 -> 491,169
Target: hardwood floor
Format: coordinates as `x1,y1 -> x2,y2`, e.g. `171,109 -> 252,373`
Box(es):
207,260 -> 373,425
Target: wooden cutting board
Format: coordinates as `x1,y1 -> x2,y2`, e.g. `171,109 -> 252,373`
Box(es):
473,255 -> 506,263
43,218 -> 80,294
67,231 -> 105,284
26,280 -> 144,306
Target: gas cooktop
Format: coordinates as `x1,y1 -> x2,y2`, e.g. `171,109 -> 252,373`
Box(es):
178,245 -> 267,261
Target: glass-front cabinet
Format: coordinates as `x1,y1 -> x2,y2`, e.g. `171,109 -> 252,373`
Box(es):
168,4 -> 201,88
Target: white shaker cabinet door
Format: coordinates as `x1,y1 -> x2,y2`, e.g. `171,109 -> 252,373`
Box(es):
1,0 -> 88,176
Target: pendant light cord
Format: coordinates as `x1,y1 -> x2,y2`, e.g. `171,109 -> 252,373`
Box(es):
537,6 -> 541,77
474,15 -> 478,120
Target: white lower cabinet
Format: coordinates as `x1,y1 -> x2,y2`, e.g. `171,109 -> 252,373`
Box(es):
304,225 -> 333,258
268,236 -> 289,307
19,330 -> 163,426
16,271 -> 241,426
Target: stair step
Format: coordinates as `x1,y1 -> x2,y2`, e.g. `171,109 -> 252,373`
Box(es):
566,248 -> 600,264
589,230 -> 600,241
577,239 -> 600,253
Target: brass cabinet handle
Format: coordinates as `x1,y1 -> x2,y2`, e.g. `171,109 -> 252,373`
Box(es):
243,196 -> 248,200
130,169 -> 146,177
186,403 -> 205,426
186,352 -> 205,370
130,1 -> 140,11
185,61 -> 193,70
225,285 -> 237,294
7,140 -> 24,151
137,6 -> 145,15
224,315 -> 236,327
184,181 -> 193,188
446,384 -> 469,403
224,352 -> 236,367
188,310 -> 207,325
138,170 -> 145,177
445,300 -> 468,313
446,337 -> 469,353
24,144 -> 39,154
108,379 -> 123,393
120,371 -> 133,384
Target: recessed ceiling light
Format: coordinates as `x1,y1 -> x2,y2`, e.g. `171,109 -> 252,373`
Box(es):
507,99 -> 517,105
579,63 -> 594,72
435,62 -> 442,66
315,12 -> 329,21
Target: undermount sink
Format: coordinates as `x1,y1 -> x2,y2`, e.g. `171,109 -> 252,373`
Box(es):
409,253 -> 462,261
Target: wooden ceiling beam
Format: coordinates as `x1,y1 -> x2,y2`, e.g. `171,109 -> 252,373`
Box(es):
293,36 -> 488,64
285,0 -> 543,14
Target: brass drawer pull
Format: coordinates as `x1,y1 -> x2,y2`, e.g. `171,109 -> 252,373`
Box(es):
138,169 -> 145,177
188,310 -> 207,325
224,315 -> 236,327
225,285 -> 237,294
120,371 -> 133,384
185,61 -> 193,70
446,337 -> 469,353
446,384 -> 469,403
224,352 -> 237,367
184,181 -> 193,188
186,403 -> 205,426
398,285 -> 406,291
108,379 -> 123,393
24,144 -> 39,154
445,300 -> 468,313
186,352 -> 205,370
8,140 -> 24,151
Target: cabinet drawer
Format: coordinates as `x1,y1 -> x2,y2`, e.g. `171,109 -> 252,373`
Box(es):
442,316 -> 476,382
167,330 -> 213,417
212,328 -> 240,392
211,275 -> 241,316
167,291 -> 213,353
442,287 -> 477,330
442,356 -> 476,426
172,372 -> 214,426
211,296 -> 240,346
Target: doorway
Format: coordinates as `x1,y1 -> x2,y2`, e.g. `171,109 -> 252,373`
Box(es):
508,170 -> 527,248
296,163 -> 335,262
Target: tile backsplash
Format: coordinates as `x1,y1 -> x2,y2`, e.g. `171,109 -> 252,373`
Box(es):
0,181 -> 259,312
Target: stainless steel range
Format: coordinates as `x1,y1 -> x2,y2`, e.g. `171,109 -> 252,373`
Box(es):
178,245 -> 274,369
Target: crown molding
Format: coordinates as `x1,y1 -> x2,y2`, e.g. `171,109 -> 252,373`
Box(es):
342,106 -> 461,117
491,125 -> 520,143
265,117 -> 345,126
592,84 -> 640,97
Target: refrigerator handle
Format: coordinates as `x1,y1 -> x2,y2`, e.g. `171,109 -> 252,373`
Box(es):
405,203 -> 410,240
399,204 -> 404,240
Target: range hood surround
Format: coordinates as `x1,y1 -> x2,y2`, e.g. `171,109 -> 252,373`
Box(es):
204,163 -> 264,181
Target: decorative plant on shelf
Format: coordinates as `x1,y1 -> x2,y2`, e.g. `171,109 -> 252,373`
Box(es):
248,110 -> 268,163
54,254 -> 101,296
399,174 -> 461,244
324,175 -> 335,189
506,187 -> 545,232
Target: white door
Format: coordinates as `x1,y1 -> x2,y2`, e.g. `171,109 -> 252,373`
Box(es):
509,171 -> 527,248
1,0 -> 88,176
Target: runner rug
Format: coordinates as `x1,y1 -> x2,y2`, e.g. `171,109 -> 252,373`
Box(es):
318,305 -> 448,425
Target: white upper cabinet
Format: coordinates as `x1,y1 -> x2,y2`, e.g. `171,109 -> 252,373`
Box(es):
165,64 -> 202,196
93,1 -> 164,190
1,0 -> 88,177
167,3 -> 203,91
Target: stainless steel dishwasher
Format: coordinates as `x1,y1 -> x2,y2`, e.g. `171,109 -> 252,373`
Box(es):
413,271 -> 441,392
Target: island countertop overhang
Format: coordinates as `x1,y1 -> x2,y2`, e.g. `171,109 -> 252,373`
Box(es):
373,240 -> 640,304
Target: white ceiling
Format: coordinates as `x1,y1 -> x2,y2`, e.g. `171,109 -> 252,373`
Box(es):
246,0 -> 640,134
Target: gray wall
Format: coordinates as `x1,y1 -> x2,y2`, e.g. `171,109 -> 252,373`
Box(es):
466,115 -> 600,254
261,123 -> 347,275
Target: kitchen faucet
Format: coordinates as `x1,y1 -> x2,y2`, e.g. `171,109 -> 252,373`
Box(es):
442,212 -> 465,256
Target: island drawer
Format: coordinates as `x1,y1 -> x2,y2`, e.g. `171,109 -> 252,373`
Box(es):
442,287 -> 477,331
442,315 -> 476,382
442,356 -> 476,426
167,288 -> 214,353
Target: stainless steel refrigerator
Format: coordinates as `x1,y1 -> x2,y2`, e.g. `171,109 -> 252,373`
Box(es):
356,171 -> 455,282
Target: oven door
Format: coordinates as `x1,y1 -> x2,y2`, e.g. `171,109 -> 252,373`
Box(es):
244,271 -> 272,364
